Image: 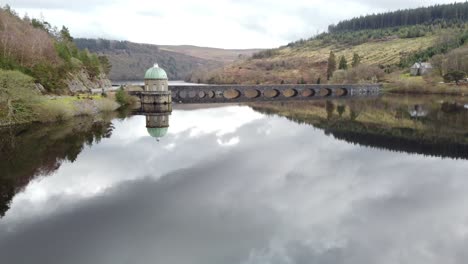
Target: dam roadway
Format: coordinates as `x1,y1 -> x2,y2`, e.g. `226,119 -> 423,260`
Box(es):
129,84 -> 382,104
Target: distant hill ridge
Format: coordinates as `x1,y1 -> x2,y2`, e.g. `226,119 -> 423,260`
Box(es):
74,38 -> 261,81
158,45 -> 262,63
191,2 -> 468,85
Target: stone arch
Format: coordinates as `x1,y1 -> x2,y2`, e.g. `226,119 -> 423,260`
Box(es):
318,88 -> 332,97
198,91 -> 206,98
301,88 -> 315,97
283,88 -> 298,98
188,91 -> 197,98
336,88 -> 348,96
223,89 -> 241,99
245,89 -> 261,98
178,90 -> 187,98
208,91 -> 215,98
264,89 -> 280,98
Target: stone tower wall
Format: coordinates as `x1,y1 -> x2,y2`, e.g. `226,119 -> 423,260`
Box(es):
144,79 -> 169,92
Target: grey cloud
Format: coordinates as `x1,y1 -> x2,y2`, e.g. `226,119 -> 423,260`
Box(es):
234,0 -> 456,43
5,0 -> 117,11
350,0 -> 455,11
240,16 -> 269,34
4,0 -> 458,48
136,9 -> 164,18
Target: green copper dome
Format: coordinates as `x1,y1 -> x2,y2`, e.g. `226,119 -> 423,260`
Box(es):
147,127 -> 168,138
145,64 -> 168,80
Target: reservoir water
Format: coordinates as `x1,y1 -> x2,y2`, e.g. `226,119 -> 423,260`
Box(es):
1,95 -> 468,263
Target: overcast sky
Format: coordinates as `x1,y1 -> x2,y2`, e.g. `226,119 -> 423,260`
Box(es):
4,0 -> 459,48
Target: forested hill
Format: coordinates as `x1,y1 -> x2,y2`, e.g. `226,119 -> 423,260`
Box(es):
0,6 -> 111,93
74,38 -> 222,81
193,2 -> 468,85
329,2 -> 468,32
74,39 -> 260,81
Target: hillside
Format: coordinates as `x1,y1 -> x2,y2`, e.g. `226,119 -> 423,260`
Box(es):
191,2 -> 468,85
74,39 -> 261,81
0,6 -> 121,127
189,34 -> 438,84
159,45 -> 261,63
0,6 -> 111,93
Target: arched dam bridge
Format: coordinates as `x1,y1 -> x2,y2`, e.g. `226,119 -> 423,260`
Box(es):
130,84 -> 382,104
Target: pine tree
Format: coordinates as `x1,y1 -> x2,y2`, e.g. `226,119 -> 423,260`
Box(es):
352,53 -> 361,68
60,26 -> 73,42
98,56 -> 112,75
327,51 -> 336,80
339,55 -> 348,70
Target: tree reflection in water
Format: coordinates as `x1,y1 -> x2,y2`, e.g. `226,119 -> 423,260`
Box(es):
2,95 -> 468,218
251,95 -> 468,160
0,115 -> 115,217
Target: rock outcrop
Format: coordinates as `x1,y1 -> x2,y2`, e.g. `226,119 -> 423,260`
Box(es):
66,70 -> 112,94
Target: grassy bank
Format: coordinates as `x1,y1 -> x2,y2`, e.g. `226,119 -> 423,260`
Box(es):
383,74 -> 468,95
0,69 -> 120,127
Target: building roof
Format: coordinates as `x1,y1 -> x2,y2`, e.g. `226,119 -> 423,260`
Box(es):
147,127 -> 168,138
145,64 -> 168,80
411,62 -> 433,69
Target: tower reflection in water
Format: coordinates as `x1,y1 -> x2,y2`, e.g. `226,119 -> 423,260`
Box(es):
139,103 -> 172,141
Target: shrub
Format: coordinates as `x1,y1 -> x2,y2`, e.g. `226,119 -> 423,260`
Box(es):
395,77 -> 426,92
251,49 -> 280,59
115,88 -> 135,106
347,64 -> 385,83
70,57 -> 83,70
31,62 -> 67,93
73,100 -> 97,116
0,70 -> 39,125
35,99 -> 74,122
443,70 -> 467,84
330,70 -> 347,84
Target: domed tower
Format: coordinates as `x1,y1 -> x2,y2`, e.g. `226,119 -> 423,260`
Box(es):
139,63 -> 172,140
144,64 -> 168,92
141,64 -> 172,105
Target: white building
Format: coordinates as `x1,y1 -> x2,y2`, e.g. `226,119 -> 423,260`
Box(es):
410,62 -> 433,76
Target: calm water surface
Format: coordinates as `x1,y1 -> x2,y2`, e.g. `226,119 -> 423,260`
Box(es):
1,95 -> 468,263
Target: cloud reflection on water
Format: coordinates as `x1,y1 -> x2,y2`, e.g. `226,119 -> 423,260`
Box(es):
1,105 -> 468,264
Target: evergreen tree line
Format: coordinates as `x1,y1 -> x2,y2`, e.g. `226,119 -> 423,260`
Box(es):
319,22 -> 466,47
329,2 -> 468,32
74,38 -> 130,52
